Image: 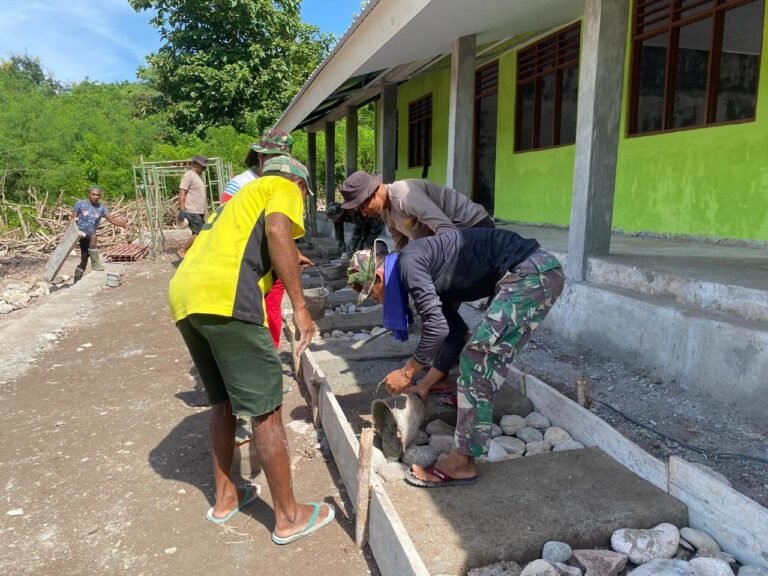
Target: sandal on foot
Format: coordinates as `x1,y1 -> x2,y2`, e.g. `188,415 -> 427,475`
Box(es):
271,502 -> 335,545
405,465 -> 477,488
205,484 -> 261,524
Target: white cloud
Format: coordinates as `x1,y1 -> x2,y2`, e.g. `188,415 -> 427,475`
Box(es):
0,0 -> 160,83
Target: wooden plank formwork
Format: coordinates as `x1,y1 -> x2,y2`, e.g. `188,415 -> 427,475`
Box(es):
44,222 -> 83,282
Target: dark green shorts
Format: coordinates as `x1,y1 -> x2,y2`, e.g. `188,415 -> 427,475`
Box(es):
186,212 -> 205,235
176,314 -> 283,417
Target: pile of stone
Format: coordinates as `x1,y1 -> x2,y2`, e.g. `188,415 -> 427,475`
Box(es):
0,280 -> 56,314
399,411 -> 585,471
472,524 -> 766,576
325,303 -> 381,316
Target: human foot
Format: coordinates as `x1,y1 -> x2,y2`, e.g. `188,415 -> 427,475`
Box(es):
272,502 -> 335,543
410,451 -> 476,483
206,484 -> 261,524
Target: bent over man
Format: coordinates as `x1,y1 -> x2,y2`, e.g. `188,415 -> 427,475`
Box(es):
168,156 -> 335,543
347,228 -> 563,486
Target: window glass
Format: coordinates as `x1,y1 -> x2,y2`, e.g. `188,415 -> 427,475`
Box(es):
717,0 -> 763,122
559,66 -> 579,145
673,17 -> 712,128
519,82 -> 535,151
636,35 -> 668,133
539,74 -> 556,148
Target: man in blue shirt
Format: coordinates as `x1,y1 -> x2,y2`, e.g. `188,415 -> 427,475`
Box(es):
72,186 -> 128,282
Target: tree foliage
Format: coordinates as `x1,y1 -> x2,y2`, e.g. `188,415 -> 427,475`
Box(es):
129,0 -> 334,135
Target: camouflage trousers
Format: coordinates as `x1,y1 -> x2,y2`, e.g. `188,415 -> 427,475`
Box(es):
455,249 -> 564,457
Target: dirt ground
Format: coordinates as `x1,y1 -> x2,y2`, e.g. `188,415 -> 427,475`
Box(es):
0,246 -> 379,576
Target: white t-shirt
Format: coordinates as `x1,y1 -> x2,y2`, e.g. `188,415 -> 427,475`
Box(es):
221,169 -> 258,203
180,170 -> 207,214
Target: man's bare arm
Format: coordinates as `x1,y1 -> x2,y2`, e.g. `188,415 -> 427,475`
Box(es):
178,189 -> 188,211
105,214 -> 127,228
266,212 -> 315,354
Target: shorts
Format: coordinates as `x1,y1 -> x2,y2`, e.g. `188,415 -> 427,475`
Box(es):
176,314 -> 283,417
186,212 -> 205,235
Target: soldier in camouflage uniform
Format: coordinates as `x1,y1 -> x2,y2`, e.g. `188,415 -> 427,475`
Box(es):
326,201 -> 385,254
347,228 -> 563,487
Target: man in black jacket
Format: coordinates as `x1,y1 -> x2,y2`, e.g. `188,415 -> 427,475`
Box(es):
347,228 -> 563,487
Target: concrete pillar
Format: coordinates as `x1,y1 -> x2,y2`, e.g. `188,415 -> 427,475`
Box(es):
566,0 -> 629,281
345,105 -> 358,177
307,131 -> 318,236
325,121 -> 336,202
381,83 -> 397,183
445,34 -> 476,195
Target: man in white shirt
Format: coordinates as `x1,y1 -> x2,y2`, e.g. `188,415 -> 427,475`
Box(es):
177,155 -> 208,258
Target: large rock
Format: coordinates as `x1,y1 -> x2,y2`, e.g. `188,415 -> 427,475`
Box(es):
491,423 -> 503,438
525,412 -> 551,429
611,523 -> 680,564
739,568 -> 768,576
520,560 -> 559,576
544,427 -> 572,446
495,436 -> 526,456
517,427 -> 544,443
629,560 -> 695,576
0,302 -> 13,314
402,445 -> 438,467
426,419 -> 455,436
553,440 -> 585,452
377,462 -> 408,483
525,441 -> 552,456
3,290 -> 30,309
689,558 -> 734,576
542,541 -> 572,564
555,564 -> 582,576
680,528 -> 720,556
500,415 -> 527,436
413,429 -> 430,446
493,385 -> 534,421
468,561 -> 523,576
572,550 -> 627,576
486,439 -> 509,462
428,434 -> 455,455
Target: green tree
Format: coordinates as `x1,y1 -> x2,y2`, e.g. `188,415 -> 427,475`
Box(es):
129,0 -> 334,136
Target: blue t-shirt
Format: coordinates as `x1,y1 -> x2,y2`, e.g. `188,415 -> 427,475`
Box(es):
74,200 -> 109,236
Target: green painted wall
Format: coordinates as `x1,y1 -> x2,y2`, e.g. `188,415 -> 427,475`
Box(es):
395,63 -> 451,185
613,7 -> 768,241
494,46 -> 574,225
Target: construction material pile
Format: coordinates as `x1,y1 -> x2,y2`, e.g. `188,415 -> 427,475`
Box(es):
0,188 -> 177,258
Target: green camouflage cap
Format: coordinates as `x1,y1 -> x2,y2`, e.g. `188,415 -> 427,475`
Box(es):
262,155 -> 313,195
250,129 -> 293,155
347,249 -> 382,304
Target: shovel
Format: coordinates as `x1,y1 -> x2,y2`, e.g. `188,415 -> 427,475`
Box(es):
349,326 -> 391,350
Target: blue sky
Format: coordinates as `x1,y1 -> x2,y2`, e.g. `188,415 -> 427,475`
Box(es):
0,0 -> 361,84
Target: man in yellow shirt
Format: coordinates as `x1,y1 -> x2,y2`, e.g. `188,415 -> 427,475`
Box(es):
168,156 -> 335,544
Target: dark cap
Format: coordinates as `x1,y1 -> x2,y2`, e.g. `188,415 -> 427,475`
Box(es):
339,170 -> 382,210
191,154 -> 208,168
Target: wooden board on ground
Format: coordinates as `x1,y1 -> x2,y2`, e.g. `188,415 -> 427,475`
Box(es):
45,222 -> 83,282
669,456 -> 768,569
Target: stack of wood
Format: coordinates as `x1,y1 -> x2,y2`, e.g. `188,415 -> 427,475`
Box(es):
0,188 -> 177,258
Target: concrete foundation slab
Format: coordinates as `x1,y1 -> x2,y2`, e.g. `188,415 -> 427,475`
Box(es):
385,448 -> 688,575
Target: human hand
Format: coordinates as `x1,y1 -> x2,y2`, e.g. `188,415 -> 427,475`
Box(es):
293,305 -> 316,357
298,252 -> 314,269
177,210 -> 188,223
385,368 -> 414,395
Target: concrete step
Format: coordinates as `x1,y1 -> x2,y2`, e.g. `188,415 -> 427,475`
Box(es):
385,447 -> 687,574
586,255 -> 768,326
546,280 -> 768,414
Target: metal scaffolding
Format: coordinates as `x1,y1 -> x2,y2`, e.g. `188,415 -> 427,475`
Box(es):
132,157 -> 231,254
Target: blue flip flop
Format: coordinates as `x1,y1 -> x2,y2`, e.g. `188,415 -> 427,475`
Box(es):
271,502 -> 336,545
205,484 -> 261,524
